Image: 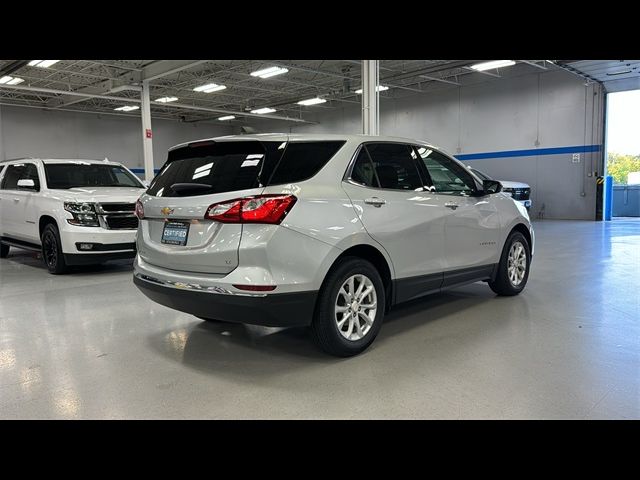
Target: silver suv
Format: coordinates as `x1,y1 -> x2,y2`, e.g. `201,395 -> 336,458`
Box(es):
134,134 -> 534,356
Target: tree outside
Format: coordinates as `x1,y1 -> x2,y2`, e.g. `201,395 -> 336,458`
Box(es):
607,152 -> 640,185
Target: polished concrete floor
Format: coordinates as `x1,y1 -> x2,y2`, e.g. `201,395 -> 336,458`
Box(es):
1,219 -> 638,419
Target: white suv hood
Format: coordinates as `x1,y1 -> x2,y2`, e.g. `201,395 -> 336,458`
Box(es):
53,187 -> 146,203
499,180 -> 530,189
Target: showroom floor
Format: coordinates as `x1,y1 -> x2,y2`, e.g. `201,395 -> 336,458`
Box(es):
0,219 -> 638,419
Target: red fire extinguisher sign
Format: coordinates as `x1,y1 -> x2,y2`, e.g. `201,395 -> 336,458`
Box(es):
146,129 -> 152,139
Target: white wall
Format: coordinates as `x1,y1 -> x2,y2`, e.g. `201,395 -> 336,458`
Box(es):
0,105 -> 233,170
251,69 -> 605,220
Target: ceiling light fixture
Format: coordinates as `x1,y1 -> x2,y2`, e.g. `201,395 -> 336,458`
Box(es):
251,107 -> 276,114
470,60 -> 516,71
114,105 -> 140,112
155,96 -> 178,103
250,66 -> 289,78
218,115 -> 236,121
28,60 -> 60,68
193,83 -> 226,93
297,97 -> 327,106
354,85 -> 389,94
0,76 -> 24,85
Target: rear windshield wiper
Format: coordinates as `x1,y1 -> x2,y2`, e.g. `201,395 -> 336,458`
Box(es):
170,183 -> 213,195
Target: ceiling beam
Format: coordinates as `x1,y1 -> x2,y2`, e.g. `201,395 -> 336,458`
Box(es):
419,74 -> 461,86
142,60 -> 209,82
0,83 -> 314,123
0,60 -> 30,77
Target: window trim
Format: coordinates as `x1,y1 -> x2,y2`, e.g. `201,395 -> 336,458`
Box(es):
0,162 -> 42,192
343,141 -> 430,193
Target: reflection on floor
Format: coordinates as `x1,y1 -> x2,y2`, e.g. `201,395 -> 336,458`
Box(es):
0,219 -> 638,419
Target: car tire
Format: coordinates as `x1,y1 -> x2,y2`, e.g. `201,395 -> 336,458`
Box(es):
41,223 -> 68,274
311,257 -> 385,357
0,243 -> 9,258
488,231 -> 530,296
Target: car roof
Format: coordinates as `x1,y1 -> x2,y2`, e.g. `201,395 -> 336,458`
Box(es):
1,158 -> 125,166
169,133 -> 441,151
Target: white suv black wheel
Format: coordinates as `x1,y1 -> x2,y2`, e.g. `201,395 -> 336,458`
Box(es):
41,224 -> 68,274
311,257 -> 385,357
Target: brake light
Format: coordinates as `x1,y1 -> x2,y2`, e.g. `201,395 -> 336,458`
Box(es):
205,194 -> 297,224
135,199 -> 145,219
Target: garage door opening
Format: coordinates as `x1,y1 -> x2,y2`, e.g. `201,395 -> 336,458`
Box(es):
606,89 -> 640,217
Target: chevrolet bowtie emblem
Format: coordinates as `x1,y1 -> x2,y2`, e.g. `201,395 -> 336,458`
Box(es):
161,207 -> 174,215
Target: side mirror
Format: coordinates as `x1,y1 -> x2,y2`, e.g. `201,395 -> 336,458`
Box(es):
17,179 -> 36,190
482,179 -> 502,195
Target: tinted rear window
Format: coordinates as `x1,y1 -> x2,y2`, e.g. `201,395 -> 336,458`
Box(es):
268,141 -> 345,185
148,140 -> 345,197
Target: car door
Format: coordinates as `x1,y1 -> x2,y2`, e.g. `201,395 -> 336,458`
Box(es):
341,142 -> 449,303
0,162 -> 41,242
415,147 -> 501,282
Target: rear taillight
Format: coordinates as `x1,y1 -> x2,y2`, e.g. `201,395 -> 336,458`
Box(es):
135,199 -> 145,219
205,194 -> 297,224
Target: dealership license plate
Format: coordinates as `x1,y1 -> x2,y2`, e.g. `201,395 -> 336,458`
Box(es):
161,221 -> 190,246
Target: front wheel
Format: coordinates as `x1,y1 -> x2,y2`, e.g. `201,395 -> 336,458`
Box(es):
41,223 -> 68,274
488,231 -> 530,296
0,243 -> 9,258
311,257 -> 385,357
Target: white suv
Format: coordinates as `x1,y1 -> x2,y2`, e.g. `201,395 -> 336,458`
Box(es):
134,134 -> 534,356
0,158 -> 146,273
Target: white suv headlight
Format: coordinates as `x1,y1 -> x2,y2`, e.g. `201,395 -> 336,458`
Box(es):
64,202 -> 99,227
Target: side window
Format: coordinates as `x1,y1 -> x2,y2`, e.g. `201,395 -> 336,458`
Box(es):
365,143 -> 423,191
416,147 -> 477,196
350,147 -> 379,187
268,141 -> 345,185
1,163 -> 41,191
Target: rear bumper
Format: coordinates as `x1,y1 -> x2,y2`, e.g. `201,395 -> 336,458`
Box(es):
133,273 -> 317,327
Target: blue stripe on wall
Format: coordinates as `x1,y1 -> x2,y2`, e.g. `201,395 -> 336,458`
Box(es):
455,144 -> 601,161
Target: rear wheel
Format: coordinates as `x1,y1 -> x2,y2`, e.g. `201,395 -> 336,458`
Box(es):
488,231 -> 530,296
311,257 -> 385,357
0,243 -> 9,258
41,224 -> 68,274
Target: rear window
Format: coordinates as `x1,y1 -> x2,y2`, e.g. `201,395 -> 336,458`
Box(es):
148,140 -> 345,197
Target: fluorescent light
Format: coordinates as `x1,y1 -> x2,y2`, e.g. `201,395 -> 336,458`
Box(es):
218,115 -> 236,121
250,66 -> 289,78
155,96 -> 178,103
470,60 -> 515,71
251,107 -> 276,114
29,60 -> 60,68
354,85 -> 389,94
297,97 -> 326,106
0,75 -> 24,85
193,83 -> 226,93
114,105 -> 140,112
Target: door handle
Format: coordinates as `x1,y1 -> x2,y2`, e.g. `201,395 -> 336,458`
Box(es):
364,197 -> 386,207
444,202 -> 459,210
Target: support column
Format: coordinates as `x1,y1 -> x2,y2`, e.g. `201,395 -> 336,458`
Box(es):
141,79 -> 154,181
361,60 -> 379,135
